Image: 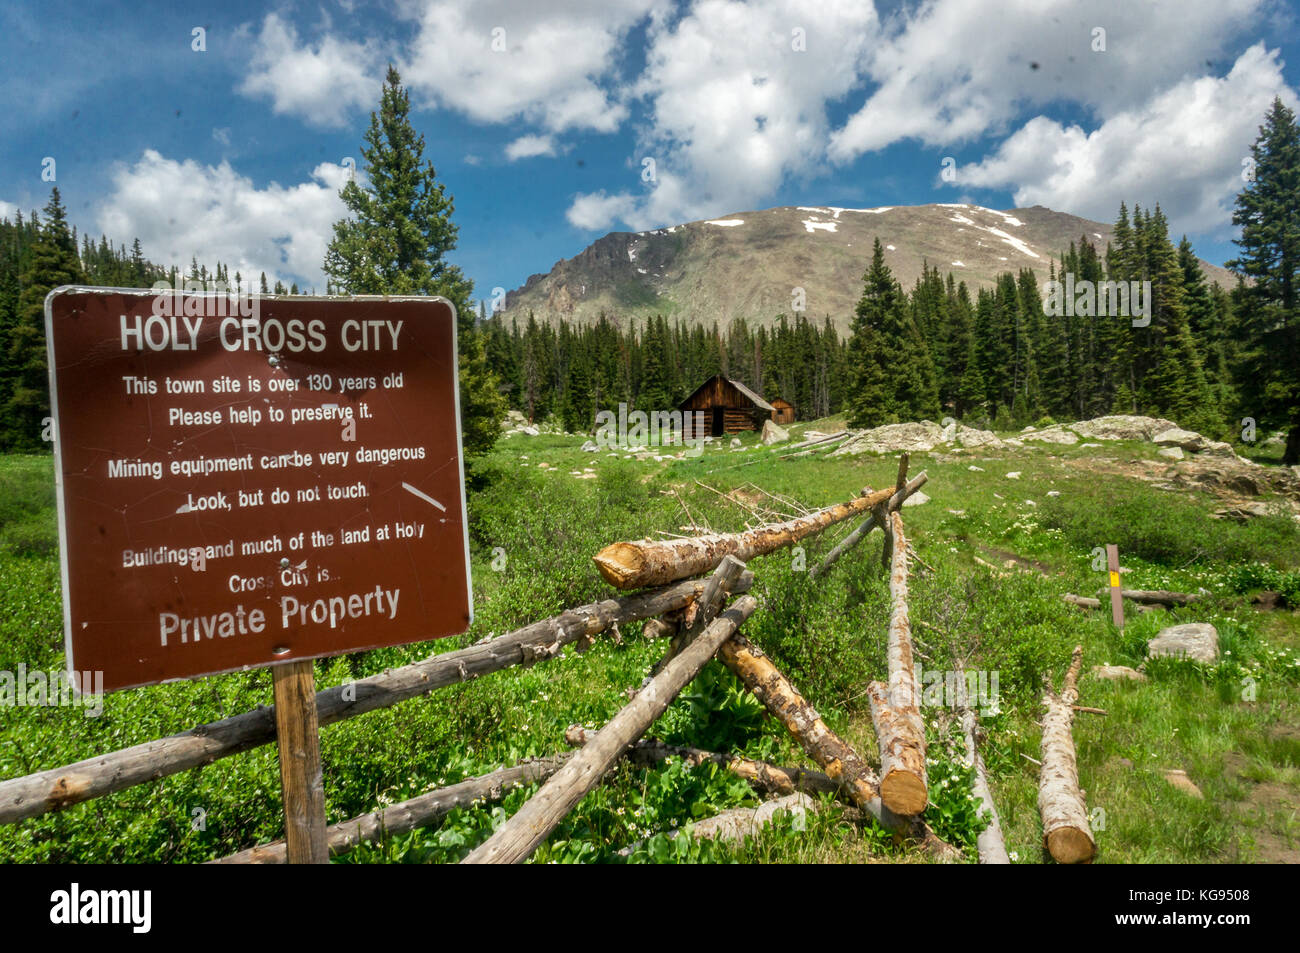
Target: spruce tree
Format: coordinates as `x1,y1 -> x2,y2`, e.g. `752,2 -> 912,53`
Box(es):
846,239 -> 937,426
1227,97 -> 1300,462
324,65 -> 503,457
6,188 -> 82,451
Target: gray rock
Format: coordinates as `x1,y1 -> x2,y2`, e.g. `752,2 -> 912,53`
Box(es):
956,425 -> 1004,448
760,419 -> 789,445
901,491 -> 930,507
832,421 -> 945,456
1153,427 -> 1209,452
730,437 -> 742,449
520,425 -> 540,436
581,440 -> 600,452
1023,427 -> 1079,445
1147,623 -> 1219,663
1157,446 -> 1185,460
1071,415 -> 1180,441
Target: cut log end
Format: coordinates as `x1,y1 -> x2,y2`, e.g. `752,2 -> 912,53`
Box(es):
592,542 -> 645,588
880,771 -> 928,816
1046,826 -> 1096,864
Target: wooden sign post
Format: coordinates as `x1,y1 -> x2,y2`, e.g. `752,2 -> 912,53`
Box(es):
272,659 -> 329,863
44,287 -> 475,863
1105,544 -> 1124,628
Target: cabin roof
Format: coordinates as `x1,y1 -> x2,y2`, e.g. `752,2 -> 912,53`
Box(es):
679,374 -> 775,412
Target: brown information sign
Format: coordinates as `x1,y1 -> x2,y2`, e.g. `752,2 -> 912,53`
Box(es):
45,287 -> 472,692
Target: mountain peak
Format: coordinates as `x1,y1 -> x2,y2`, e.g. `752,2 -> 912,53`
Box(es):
503,203 -> 1232,331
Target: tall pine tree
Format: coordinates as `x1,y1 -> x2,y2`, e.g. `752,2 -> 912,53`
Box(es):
324,66 -> 503,457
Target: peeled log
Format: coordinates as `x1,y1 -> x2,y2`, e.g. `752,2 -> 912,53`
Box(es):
866,683 -> 928,816
868,510 -> 927,815
593,485 -> 898,589
463,595 -> 759,864
956,664 -> 1010,865
1037,646 -> 1096,864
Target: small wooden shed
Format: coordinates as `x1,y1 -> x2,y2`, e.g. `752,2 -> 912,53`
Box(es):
770,398 -> 795,426
678,374 -> 775,436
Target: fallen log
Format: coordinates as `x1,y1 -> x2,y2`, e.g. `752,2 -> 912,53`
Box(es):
955,662 -> 1010,865
1095,588 -> 1204,607
0,573 -> 750,826
810,472 -> 928,578
1038,645 -> 1096,864
714,631 -> 959,861
593,485 -> 901,589
463,594 -> 760,864
866,684 -> 928,816
1063,593 -> 1101,610
652,556 -> 747,676
212,754 -> 572,864
564,726 -> 840,798
869,511 -> 927,815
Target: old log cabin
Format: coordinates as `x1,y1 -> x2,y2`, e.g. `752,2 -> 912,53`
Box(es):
678,374 -> 777,436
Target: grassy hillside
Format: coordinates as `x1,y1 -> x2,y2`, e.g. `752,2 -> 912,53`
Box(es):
1,429 -> 1297,863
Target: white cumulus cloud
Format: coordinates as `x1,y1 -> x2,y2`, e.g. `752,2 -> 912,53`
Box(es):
504,134 -> 559,160
957,44 -> 1299,236
567,0 -> 877,231
238,13 -> 384,128
96,150 -> 352,289
400,0 -> 664,133
829,0 -> 1267,161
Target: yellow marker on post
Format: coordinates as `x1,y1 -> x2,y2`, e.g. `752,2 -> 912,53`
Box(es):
1106,545 -> 1124,628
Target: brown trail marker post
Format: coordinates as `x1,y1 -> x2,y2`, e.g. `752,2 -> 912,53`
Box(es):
44,287 -> 472,863
1105,544 -> 1124,628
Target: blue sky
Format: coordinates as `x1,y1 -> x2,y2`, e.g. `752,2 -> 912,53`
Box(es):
2,0 -> 1297,312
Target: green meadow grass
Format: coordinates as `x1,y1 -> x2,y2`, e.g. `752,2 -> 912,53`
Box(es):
0,426 -> 1297,863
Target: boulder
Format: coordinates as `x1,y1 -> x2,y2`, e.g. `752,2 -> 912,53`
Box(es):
831,421 -> 944,456
1157,446 -> 1184,460
761,419 -> 789,445
581,440 -> 600,452
520,425 -> 540,436
1022,427 -> 1079,445
1071,415 -> 1179,441
730,437 -> 742,449
1005,471 -> 1021,480
1152,427 -> 1209,452
955,425 -> 1004,448
1147,623 -> 1219,664
902,491 -> 930,507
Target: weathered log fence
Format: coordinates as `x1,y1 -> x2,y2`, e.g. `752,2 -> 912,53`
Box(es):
0,453 -> 1027,865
